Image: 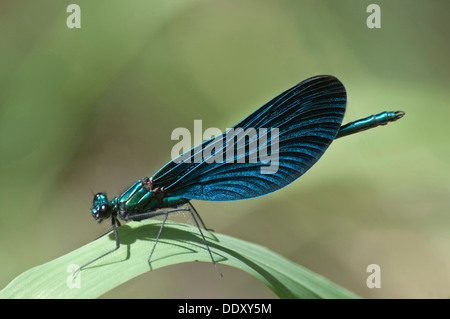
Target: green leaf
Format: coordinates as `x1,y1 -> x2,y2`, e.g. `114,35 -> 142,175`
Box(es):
0,220 -> 359,299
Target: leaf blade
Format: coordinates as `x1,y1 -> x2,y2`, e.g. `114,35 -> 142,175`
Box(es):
0,220 -> 358,299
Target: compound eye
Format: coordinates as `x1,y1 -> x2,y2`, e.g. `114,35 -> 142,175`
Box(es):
99,204 -> 111,218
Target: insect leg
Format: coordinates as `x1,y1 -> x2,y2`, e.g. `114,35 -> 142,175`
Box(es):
122,206 -> 222,276
189,202 -> 214,232
74,216 -> 120,276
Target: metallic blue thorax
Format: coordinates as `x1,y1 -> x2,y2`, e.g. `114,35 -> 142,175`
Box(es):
118,178 -> 188,219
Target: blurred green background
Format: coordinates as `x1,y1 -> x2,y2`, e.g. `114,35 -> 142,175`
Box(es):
1,0 -> 449,298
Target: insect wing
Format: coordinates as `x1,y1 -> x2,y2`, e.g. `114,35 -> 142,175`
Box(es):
152,75 -> 346,201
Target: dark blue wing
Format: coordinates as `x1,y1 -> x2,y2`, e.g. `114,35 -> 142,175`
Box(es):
151,75 -> 346,201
